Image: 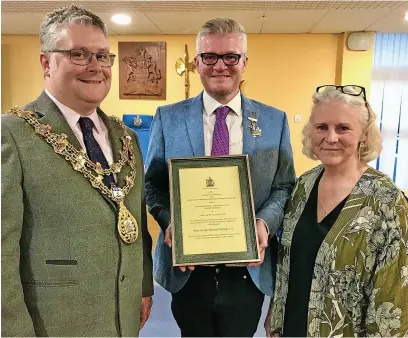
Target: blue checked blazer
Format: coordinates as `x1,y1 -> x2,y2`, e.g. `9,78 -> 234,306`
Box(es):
145,92 -> 295,296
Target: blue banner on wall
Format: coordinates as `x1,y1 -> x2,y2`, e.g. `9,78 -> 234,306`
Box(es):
122,114 -> 153,162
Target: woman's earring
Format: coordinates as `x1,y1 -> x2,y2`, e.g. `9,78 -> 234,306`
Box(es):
358,142 -> 365,162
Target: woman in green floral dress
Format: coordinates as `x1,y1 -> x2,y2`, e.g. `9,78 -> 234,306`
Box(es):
266,85 -> 408,337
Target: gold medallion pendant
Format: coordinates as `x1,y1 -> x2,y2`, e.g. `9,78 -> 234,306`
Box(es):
112,186 -> 138,244
117,201 -> 139,244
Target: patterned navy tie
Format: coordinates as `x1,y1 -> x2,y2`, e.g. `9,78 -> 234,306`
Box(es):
78,117 -> 115,188
211,106 -> 231,156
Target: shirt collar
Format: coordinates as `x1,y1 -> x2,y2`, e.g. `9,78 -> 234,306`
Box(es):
45,89 -> 101,133
203,90 -> 242,117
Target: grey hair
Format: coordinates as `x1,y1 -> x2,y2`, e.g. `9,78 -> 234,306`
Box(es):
196,18 -> 247,53
40,5 -> 107,52
302,86 -> 382,164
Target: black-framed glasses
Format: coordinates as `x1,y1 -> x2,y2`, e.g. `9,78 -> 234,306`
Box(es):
316,85 -> 366,101
198,53 -> 244,66
46,49 -> 116,67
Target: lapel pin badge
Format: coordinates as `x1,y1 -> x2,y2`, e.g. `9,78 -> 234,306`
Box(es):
247,115 -> 262,137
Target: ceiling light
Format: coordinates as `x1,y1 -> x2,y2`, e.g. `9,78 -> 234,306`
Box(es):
404,12 -> 408,22
112,14 -> 131,25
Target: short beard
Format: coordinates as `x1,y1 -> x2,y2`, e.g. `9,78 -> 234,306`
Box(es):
204,82 -> 240,103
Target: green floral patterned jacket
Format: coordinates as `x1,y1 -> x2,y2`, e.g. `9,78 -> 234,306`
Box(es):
269,165 -> 408,337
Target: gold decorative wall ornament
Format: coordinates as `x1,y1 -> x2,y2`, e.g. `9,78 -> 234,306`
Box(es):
175,44 -> 195,99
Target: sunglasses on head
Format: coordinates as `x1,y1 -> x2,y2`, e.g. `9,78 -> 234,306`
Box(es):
316,85 -> 367,101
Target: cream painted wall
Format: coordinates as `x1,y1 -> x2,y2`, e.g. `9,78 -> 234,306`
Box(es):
336,32 -> 375,92
1,32 -> 375,245
2,36 -> 44,112
2,33 -> 365,175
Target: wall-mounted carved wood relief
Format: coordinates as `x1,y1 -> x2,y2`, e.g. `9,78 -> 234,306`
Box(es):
119,42 -> 166,100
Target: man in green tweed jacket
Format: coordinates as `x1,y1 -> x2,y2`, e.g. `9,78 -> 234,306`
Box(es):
1,5 -> 153,336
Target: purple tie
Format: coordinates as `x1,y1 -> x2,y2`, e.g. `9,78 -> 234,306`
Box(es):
211,106 -> 231,156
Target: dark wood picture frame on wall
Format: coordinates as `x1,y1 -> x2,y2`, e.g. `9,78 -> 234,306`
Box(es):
119,41 -> 166,100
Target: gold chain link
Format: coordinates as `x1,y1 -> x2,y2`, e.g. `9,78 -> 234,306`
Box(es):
7,107 -> 136,203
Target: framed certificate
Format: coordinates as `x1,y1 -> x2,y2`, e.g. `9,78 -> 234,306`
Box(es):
169,155 -> 260,266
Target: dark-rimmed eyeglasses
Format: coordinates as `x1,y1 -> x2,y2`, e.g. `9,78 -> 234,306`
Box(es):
46,49 -> 116,67
198,53 -> 244,66
316,85 -> 366,101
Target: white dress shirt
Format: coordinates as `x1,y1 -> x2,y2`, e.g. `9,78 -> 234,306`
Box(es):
202,90 -> 243,156
45,89 -> 114,166
202,90 -> 269,233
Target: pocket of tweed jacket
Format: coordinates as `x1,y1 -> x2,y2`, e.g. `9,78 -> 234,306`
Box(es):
21,260 -> 79,286
45,259 -> 77,265
23,280 -> 79,287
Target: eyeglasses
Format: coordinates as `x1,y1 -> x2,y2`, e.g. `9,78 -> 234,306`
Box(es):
46,49 -> 116,67
198,53 -> 244,66
316,85 -> 366,101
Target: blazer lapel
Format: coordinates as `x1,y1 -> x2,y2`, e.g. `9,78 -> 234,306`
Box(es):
242,95 -> 257,155
33,91 -> 82,150
184,93 -> 205,156
33,92 -> 116,208
99,109 -> 131,189
325,167 -> 379,243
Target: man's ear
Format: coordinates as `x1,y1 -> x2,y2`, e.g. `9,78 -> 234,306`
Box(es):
194,55 -> 203,75
243,55 -> 248,66
40,53 -> 51,78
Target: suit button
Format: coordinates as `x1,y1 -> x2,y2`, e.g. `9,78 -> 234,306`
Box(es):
120,275 -> 125,282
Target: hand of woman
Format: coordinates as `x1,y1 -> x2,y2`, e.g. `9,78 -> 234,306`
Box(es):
264,311 -> 281,337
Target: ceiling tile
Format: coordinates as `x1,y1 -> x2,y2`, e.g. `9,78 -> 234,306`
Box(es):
367,3 -> 408,33
97,11 -> 163,35
262,10 -> 328,33
312,8 -> 394,33
147,11 -> 264,34
1,13 -> 44,34
1,1 -> 407,35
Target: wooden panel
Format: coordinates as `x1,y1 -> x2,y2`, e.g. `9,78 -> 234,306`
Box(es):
119,41 -> 166,100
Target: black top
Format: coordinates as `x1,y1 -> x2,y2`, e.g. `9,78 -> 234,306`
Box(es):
282,172 -> 348,337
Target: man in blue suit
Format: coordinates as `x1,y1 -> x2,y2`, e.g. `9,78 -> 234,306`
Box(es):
145,18 -> 295,337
